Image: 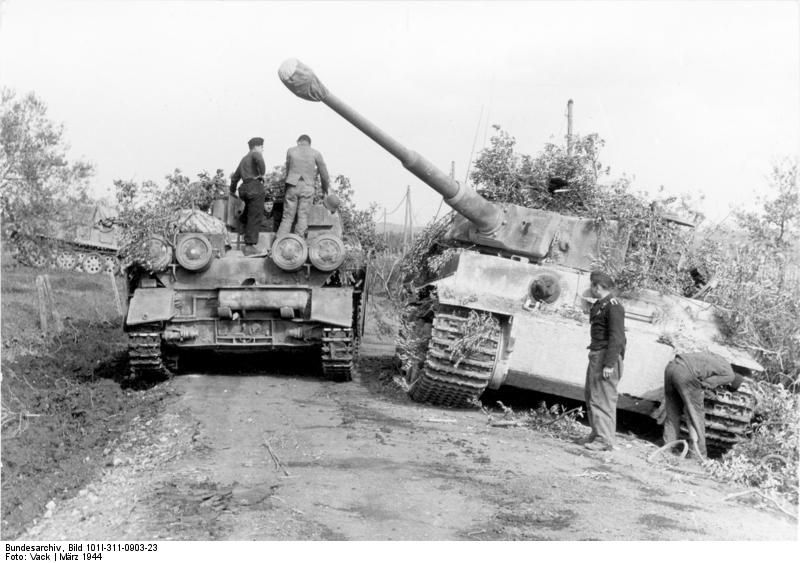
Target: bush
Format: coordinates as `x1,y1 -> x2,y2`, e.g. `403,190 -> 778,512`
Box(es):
708,381 -> 799,506
114,169 -> 227,267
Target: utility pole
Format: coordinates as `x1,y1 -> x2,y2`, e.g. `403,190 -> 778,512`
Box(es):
383,207 -> 387,247
402,185 -> 413,254
566,99 -> 574,156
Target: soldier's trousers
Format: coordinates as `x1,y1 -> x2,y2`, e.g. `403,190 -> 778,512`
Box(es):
277,180 -> 314,237
238,180 -> 266,245
584,350 -> 623,445
662,359 -> 707,456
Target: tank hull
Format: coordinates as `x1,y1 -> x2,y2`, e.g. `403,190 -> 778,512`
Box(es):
420,250 -> 759,426
10,204 -> 121,274
124,202 -> 366,383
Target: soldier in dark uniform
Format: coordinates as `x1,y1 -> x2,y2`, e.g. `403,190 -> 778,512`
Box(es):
230,137 -> 266,255
662,352 -> 745,457
583,271 -> 626,451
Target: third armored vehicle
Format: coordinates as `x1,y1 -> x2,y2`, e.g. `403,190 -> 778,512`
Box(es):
13,203 -> 120,274
278,58 -> 760,452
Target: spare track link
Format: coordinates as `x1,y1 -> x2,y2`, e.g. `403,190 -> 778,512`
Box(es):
680,381 -> 756,453
408,307 -> 500,407
128,327 -> 171,382
322,327 -> 356,382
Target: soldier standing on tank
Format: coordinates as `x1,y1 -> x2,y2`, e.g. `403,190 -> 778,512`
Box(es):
277,134 -> 330,237
583,271 -> 626,451
230,137 -> 267,256
662,352 -> 745,458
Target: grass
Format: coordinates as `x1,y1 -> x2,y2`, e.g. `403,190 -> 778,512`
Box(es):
1,254 -> 123,362
0,253 -> 169,539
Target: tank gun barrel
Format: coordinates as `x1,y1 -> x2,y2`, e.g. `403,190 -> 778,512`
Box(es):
278,58 -> 502,234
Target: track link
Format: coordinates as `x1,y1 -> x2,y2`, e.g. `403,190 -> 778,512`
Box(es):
322,327 -> 356,382
408,307 -> 500,407
128,327 -> 171,382
703,381 -> 756,452
679,381 -> 756,453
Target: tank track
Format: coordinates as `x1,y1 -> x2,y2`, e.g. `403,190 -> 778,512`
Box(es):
127,326 -> 171,382
408,307 -> 500,407
321,327 -> 356,382
351,288 -> 364,365
702,381 -> 756,453
678,381 -> 756,454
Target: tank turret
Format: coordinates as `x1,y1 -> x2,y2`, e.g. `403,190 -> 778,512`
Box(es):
278,58 -> 620,266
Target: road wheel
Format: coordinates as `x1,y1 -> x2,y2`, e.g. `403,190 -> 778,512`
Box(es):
82,253 -> 103,275
27,248 -> 50,268
55,250 -> 78,270
103,255 -> 119,274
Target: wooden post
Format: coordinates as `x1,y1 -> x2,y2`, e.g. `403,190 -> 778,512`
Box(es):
108,270 -> 124,317
567,99 -> 574,156
35,276 -> 49,335
42,275 -> 63,333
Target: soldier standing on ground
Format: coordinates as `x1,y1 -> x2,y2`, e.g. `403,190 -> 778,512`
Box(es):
230,137 -> 267,256
277,134 -> 330,237
583,271 -> 626,451
662,352 -> 745,457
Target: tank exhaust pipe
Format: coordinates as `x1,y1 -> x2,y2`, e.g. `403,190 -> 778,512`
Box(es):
278,58 -> 503,234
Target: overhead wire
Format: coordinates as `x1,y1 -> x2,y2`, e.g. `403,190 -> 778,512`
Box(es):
384,191 -> 408,216
433,104 -> 486,223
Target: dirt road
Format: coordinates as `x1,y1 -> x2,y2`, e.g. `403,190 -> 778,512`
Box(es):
20,346 -> 797,541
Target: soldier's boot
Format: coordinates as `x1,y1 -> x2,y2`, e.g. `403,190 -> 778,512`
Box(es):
243,244 -> 258,256
584,440 -> 612,451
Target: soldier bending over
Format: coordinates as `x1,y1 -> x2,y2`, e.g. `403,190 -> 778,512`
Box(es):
662,352 -> 745,457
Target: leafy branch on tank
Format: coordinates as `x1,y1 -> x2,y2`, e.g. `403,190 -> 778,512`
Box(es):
447,310 -> 500,368
113,169 -> 228,270
468,126 -> 705,296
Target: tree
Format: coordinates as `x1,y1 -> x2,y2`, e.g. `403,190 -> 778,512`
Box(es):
736,157 -> 799,250
331,174 -> 384,255
0,89 -> 93,240
469,126 -> 698,292
701,157 -> 800,387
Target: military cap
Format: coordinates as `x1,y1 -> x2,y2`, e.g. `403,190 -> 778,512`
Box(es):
590,270 -> 616,289
248,137 -> 265,149
297,134 -> 311,144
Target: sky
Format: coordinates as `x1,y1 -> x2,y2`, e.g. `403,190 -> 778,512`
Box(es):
0,0 -> 798,228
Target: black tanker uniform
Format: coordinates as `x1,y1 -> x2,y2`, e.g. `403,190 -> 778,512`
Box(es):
230,146 -> 267,245
585,294 -> 626,447
662,352 -> 742,456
